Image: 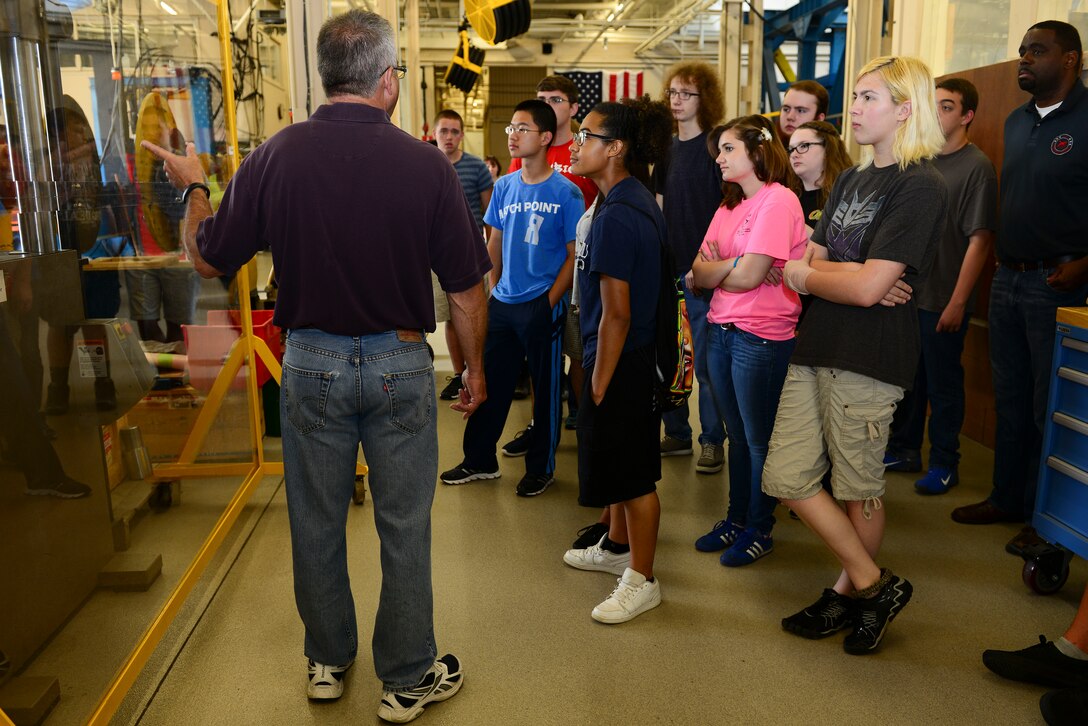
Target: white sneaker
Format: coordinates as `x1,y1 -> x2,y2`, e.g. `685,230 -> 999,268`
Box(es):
307,658 -> 353,700
591,568 -> 662,624
377,653 -> 463,723
563,536 -> 631,575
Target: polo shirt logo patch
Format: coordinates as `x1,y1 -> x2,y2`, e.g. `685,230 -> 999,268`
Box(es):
1051,133 -> 1073,155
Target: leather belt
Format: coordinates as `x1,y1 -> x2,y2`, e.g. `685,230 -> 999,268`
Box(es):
998,255 -> 1076,272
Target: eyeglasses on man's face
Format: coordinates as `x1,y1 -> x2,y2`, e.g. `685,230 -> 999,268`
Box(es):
788,140 -> 826,155
505,125 -> 542,136
573,129 -> 615,146
389,64 -> 407,79
539,95 -> 570,106
666,89 -> 700,101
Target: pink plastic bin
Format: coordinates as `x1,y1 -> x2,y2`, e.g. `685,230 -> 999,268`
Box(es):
182,310 -> 282,392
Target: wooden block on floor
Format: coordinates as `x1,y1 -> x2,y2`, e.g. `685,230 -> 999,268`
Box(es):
97,553 -> 163,591
0,676 -> 60,726
112,510 -> 134,552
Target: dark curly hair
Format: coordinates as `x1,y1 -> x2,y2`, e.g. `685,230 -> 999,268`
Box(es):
708,115 -> 795,209
591,95 -> 673,188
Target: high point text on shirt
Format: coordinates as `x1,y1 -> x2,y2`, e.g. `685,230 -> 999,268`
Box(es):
496,200 -> 564,220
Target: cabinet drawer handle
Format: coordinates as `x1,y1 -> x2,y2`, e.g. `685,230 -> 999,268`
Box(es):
1062,337 -> 1088,355
1053,412 -> 1088,437
1058,366 -> 1088,387
1048,456 -> 1088,486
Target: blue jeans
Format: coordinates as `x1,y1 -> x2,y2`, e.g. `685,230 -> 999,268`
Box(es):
889,308 -> 970,468
988,266 -> 1088,519
463,294 -> 566,476
281,328 -> 437,690
662,278 -> 725,446
706,324 -> 794,533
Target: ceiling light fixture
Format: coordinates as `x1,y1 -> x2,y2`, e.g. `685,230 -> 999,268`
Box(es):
159,1 -> 178,16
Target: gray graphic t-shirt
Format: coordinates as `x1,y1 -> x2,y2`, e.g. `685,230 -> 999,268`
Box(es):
791,161 -> 948,389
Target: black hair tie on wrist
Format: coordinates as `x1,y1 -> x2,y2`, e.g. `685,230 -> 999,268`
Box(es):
181,182 -> 210,205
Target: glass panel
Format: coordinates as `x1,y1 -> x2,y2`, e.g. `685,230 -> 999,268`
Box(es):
946,0 -> 1011,74
0,2 -> 282,722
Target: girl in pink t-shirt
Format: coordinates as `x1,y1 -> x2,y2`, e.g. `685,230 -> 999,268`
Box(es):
690,115 -> 806,567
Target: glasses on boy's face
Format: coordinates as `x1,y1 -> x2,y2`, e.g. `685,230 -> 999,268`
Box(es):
572,129 -> 614,146
505,125 -> 541,136
540,96 -> 570,106
787,141 -> 826,155
666,89 -> 700,101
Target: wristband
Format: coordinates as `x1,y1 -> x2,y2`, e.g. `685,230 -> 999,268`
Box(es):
733,255 -> 743,268
181,182 -> 210,205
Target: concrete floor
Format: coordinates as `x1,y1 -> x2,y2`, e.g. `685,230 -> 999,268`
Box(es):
112,370 -> 1086,726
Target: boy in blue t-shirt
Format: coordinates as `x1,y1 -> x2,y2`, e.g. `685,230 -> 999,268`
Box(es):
441,100 -> 583,497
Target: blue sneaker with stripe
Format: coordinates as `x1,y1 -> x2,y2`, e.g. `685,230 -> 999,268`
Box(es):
720,528 -> 774,567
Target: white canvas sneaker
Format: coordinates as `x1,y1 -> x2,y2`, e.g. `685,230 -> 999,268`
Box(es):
563,536 -> 631,575
591,567 -> 662,624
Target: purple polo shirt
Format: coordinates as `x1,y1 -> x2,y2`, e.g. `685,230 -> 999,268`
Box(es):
197,102 -> 491,335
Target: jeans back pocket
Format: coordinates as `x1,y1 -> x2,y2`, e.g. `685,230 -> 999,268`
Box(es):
283,362 -> 335,435
383,368 -> 434,436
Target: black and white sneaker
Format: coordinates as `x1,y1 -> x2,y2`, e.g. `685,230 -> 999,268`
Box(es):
377,653 -> 463,723
501,425 -> 533,457
843,574 -> 913,654
781,588 -> 856,639
438,374 -> 463,401
515,472 -> 554,497
307,658 -> 353,700
439,463 -> 501,485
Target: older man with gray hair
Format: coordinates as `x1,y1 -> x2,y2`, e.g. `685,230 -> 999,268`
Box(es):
142,10 -> 489,723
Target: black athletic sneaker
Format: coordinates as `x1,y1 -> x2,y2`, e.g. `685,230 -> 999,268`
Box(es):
515,472 -> 554,497
377,653 -> 463,723
438,374 -> 463,401
501,425 -> 533,457
983,636 -> 1088,689
843,574 -> 913,654
573,521 -> 609,549
439,463 -> 500,485
781,588 -> 856,639
25,476 -> 92,499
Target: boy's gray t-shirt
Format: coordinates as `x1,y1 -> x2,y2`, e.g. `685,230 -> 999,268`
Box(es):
792,161 -> 948,390
916,143 -> 997,314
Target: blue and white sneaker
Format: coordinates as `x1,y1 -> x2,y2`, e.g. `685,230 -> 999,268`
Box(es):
720,528 -> 774,567
914,466 -> 959,495
695,518 -> 744,552
883,450 -> 921,473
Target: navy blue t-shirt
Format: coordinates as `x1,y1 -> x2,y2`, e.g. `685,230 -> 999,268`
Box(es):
576,176 -> 663,367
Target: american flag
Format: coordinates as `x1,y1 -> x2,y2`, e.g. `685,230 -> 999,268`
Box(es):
559,70 -> 645,121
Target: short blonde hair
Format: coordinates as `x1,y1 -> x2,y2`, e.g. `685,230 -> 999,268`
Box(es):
855,56 -> 944,170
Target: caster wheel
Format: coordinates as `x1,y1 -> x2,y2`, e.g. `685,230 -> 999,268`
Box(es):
1022,558 -> 1069,595
352,475 -> 366,506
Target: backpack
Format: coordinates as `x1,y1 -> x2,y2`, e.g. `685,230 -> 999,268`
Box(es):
599,199 -> 693,412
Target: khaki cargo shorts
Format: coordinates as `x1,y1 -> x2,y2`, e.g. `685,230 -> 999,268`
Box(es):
431,272 -> 451,324
762,365 -> 903,502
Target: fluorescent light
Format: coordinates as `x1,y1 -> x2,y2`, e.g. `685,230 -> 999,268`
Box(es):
607,12 -> 616,21
616,2 -> 624,10
159,1 -> 178,15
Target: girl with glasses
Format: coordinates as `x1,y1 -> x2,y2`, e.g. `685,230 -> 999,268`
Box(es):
787,120 -> 854,230
562,96 -> 672,624
689,115 -> 807,567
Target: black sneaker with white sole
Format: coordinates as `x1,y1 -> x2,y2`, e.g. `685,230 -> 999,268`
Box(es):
501,425 -> 533,457
377,653 -> 463,723
781,588 -> 856,639
307,658 -> 353,700
843,574 -> 913,654
439,463 -> 501,485
515,472 -> 554,497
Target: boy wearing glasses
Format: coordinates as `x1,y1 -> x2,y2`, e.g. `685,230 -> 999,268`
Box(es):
651,61 -> 727,474
441,100 -> 583,497
507,75 -> 598,210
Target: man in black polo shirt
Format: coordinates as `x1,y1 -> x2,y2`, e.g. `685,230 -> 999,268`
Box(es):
142,10 -> 489,723
952,21 -> 1088,549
